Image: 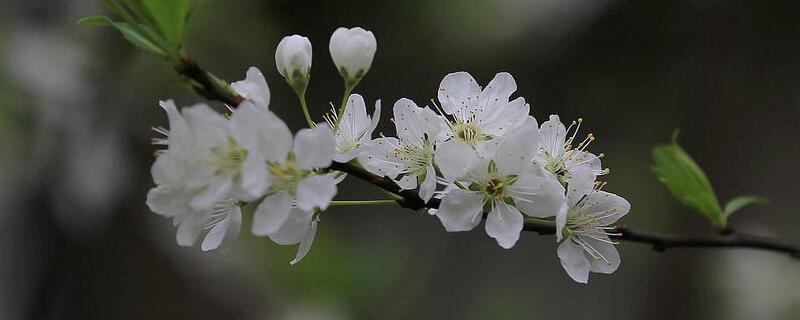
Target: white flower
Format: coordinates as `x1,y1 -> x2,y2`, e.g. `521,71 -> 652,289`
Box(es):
555,166 -> 630,283
432,117 -> 567,248
324,94 -> 381,163
148,100 -> 251,211
436,72 -> 530,149
232,66 -> 270,110
538,115 -> 607,183
329,27 -> 377,82
275,35 -> 312,84
243,116 -> 337,264
359,98 -> 447,202
147,100 -> 257,249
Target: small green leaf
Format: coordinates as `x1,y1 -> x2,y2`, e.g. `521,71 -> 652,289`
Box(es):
79,14 -> 167,57
141,0 -> 194,47
651,135 -> 725,228
724,196 -> 768,217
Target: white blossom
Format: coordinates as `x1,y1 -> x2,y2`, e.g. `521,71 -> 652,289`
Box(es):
359,98 -> 447,202
146,100 -> 256,249
329,27 -> 377,82
537,115 -> 607,183
232,66 -> 270,110
324,94 -> 381,163
436,72 -> 530,150
275,35 -> 312,84
556,166 -> 630,283
432,117 -> 567,248
244,116 -> 337,264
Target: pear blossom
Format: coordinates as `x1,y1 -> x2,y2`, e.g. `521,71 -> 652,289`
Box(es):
436,72 -> 530,149
556,166 -> 630,283
242,112 -> 337,264
324,94 -> 381,162
433,117 -> 567,248
329,27 -> 377,82
231,66 -> 270,110
358,98 -> 447,201
146,100 -> 257,249
537,115 -> 607,184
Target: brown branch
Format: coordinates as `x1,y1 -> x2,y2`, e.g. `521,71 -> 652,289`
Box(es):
172,54 -> 800,260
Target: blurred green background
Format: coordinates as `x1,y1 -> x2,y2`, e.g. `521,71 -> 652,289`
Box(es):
1,0 -> 799,319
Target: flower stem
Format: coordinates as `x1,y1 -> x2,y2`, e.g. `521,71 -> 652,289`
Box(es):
329,199 -> 397,206
298,94 -> 315,127
290,83 -> 315,128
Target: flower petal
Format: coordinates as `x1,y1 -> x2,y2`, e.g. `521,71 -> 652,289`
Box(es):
201,206 -> 241,251
567,166 -> 596,207
358,137 -> 407,178
480,72 -> 517,102
418,164 -> 437,202
338,94 -> 371,145
175,212 -> 209,247
557,240 -> 591,284
496,116 -> 540,174
290,219 -> 318,265
485,202 -> 524,249
231,66 -> 270,109
190,177 -> 232,210
509,174 -> 567,218
434,189 -> 484,232
269,208 -> 315,245
182,103 -> 229,147
230,101 -> 292,163
435,140 -> 481,182
252,192 -> 292,236
296,174 -> 337,211
437,71 -> 481,115
240,150 -> 270,199
294,125 -> 335,170
479,96 -> 530,138
585,235 -> 621,274
577,191 -> 631,225
539,115 -> 567,158
393,98 -> 427,146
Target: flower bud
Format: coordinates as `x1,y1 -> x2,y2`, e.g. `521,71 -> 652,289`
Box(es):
328,27 -> 376,84
275,35 -> 312,92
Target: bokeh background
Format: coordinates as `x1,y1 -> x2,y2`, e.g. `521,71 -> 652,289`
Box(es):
2,0 -> 800,319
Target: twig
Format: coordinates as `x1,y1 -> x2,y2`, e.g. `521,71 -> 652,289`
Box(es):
171,55 -> 800,259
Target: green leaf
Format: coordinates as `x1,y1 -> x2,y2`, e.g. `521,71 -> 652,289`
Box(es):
651,135 -> 725,228
78,15 -> 167,57
141,0 -> 194,47
724,196 -> 768,217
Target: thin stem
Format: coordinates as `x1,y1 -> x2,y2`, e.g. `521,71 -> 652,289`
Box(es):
296,89 -> 315,127
330,200 -> 398,206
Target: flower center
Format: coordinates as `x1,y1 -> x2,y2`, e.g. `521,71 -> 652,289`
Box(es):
394,140 -> 433,176
210,138 -> 247,175
453,122 -> 487,146
267,155 -> 309,195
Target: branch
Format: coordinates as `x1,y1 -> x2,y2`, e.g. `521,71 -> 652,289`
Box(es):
172,54 -> 800,260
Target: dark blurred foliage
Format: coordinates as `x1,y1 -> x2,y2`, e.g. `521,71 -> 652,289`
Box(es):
1,0 -> 799,319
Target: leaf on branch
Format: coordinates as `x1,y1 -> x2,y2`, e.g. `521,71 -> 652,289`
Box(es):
78,15 -> 168,57
651,131 -> 725,228
724,196 -> 768,217
140,0 -> 195,48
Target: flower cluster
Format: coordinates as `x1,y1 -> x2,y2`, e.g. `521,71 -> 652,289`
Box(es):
147,26 -> 630,283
